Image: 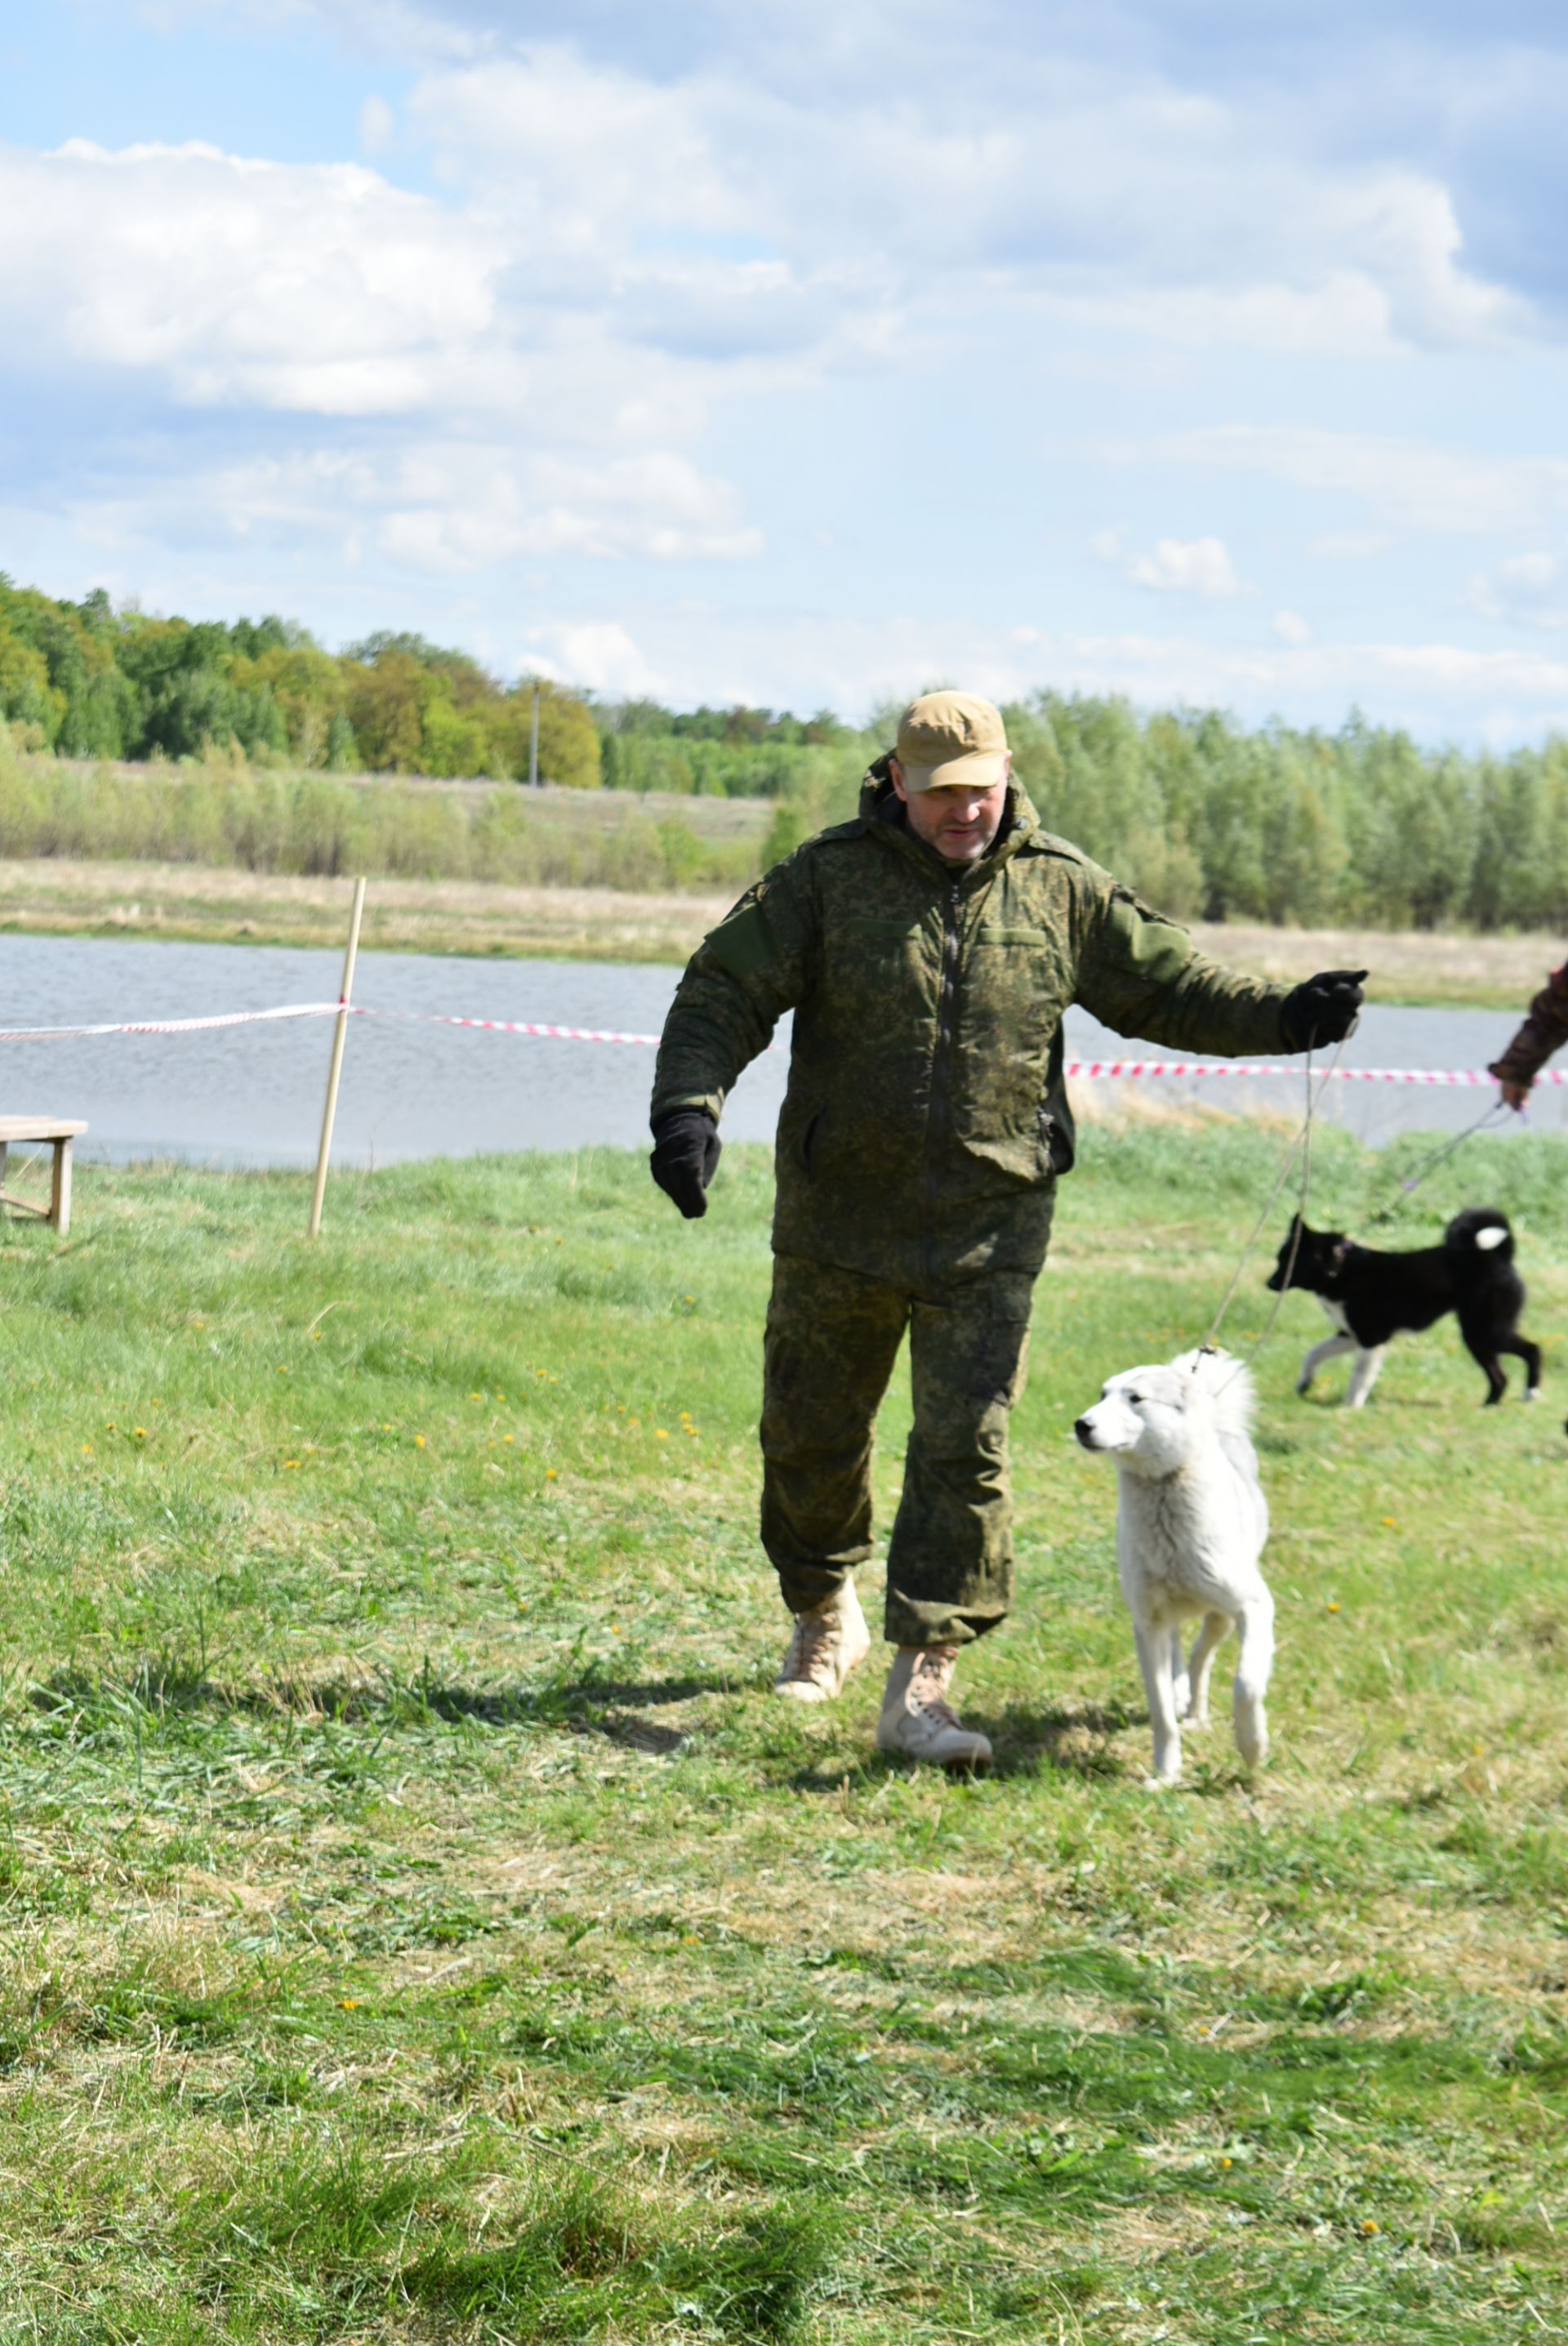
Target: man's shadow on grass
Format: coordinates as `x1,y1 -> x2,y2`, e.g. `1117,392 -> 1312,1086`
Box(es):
29,1662 -> 733,1760
784,1697 -> 1141,1793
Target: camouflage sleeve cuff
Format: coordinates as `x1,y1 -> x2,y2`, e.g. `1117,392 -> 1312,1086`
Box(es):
1486,964 -> 1568,1090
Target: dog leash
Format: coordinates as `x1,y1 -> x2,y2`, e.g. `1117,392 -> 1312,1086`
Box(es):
1360,1099 -> 1512,1229
1194,1033 -> 1347,1373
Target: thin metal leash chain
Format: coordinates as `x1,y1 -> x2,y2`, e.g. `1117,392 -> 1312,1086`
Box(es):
1361,1098 -> 1512,1228
1194,1031 -> 1348,1371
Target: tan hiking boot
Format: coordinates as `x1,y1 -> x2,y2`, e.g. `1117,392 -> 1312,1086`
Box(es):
774,1580 -> 871,1703
875,1644 -> 993,1773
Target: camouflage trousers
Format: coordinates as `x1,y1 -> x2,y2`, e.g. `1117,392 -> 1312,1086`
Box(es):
760,1251 -> 1038,1648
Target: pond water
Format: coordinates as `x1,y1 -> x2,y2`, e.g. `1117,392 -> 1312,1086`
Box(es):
0,932 -> 1557,1170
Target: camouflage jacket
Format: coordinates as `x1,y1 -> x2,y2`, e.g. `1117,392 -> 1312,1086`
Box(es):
1489,963 -> 1568,1090
652,770 -> 1292,1287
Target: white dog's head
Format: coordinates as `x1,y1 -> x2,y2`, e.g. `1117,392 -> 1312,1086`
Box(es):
1074,1348 -> 1250,1479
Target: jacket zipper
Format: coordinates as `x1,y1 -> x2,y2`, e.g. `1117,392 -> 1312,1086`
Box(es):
924,874 -> 964,1291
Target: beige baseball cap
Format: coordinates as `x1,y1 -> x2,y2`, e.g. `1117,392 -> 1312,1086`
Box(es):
893,691 -> 1009,792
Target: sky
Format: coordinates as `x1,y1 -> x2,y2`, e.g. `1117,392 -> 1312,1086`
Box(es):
7,2 -> 1568,738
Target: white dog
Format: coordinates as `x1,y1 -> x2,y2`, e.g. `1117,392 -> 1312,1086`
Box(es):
1074,1348 -> 1275,1786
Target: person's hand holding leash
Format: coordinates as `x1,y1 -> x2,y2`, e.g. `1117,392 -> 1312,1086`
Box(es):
1281,968 -> 1366,1051
650,1108 -> 722,1218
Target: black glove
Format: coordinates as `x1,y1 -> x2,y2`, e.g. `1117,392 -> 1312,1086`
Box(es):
1281,968 -> 1367,1051
649,1108 -> 721,1219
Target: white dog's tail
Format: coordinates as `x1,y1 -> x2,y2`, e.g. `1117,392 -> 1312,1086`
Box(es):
1171,1346 -> 1258,1477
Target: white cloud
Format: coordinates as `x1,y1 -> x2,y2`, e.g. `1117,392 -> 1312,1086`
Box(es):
1309,530 -> 1393,561
0,140 -> 506,414
1125,536 -> 1241,597
58,438 -> 762,579
1466,551 -> 1568,629
1273,609 -> 1312,644
1102,425 -> 1568,536
524,621 -> 665,697
359,94 -> 396,153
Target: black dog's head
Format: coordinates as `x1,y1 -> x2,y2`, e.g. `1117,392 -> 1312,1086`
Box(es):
1266,1214 -> 1347,1297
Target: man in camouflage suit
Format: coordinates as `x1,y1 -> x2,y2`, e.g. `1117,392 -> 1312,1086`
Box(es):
1491,964 -> 1568,1108
648,692 -> 1364,1771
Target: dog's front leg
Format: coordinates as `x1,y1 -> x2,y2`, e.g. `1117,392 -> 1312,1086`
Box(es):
1232,1594 -> 1275,1768
1343,1345 -> 1387,1408
1169,1626 -> 1192,1721
1134,1620 -> 1183,1786
1297,1333 -> 1356,1396
1184,1610 -> 1230,1728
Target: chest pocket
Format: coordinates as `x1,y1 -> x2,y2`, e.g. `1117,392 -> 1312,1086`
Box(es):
951,927 -> 1071,1167
822,913 -> 936,1007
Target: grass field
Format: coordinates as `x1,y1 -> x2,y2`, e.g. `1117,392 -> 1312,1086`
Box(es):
0,1122 -> 1564,2341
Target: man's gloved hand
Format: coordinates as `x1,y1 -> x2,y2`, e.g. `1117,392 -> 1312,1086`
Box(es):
1281,968 -> 1367,1052
649,1108 -> 722,1219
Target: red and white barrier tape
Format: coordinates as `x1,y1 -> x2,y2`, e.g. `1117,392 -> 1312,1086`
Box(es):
0,998 -> 1553,1087
0,1001 -> 341,1043
353,1010 -> 1561,1085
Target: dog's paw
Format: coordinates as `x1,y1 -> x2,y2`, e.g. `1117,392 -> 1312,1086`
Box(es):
1523,1387 -> 1542,1404
1142,1771 -> 1180,1791
1294,1377 -> 1312,1397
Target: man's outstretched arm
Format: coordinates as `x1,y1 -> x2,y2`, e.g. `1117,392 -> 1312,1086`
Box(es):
648,859 -> 817,1217
1075,883 -> 1363,1057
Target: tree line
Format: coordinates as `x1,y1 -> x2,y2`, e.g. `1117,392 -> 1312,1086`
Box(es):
3,573 -> 1568,929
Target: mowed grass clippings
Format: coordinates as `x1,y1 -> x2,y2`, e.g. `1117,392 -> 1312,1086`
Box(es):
0,1124 -> 1562,2343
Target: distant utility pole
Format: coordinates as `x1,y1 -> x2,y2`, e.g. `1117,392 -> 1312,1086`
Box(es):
528,683 -> 541,787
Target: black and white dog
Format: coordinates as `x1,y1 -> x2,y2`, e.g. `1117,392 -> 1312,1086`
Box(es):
1267,1207 -> 1542,1408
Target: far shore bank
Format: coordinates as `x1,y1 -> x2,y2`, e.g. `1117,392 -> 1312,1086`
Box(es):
0,854 -> 1557,1008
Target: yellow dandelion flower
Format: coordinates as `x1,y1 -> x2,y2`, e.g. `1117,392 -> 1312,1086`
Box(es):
105,1421 -> 117,1431
1361,2219 -> 1379,2236
414,1434 -> 426,1449
133,1426 -> 147,1440
1327,1600 -> 1341,1613
503,1434 -> 514,1444
1381,1517 -> 1396,1528
684,1294 -> 694,1304
191,1320 -> 204,1331
470,1391 -> 482,1401
337,1998 -> 361,2010
655,1428 -> 669,1440
80,1443 -> 93,1456
546,1467 -> 558,1481
283,1460 -> 301,1471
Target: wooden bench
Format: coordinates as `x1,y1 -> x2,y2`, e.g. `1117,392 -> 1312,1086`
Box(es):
0,1118 -> 87,1238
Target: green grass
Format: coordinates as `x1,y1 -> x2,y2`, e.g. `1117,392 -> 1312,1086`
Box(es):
0,1122 -> 1563,2341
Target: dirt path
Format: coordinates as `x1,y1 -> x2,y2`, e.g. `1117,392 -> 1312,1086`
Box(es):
0,856 -> 1556,1005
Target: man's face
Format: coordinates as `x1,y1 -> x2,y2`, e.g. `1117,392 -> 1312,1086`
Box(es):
889,756 -> 1009,863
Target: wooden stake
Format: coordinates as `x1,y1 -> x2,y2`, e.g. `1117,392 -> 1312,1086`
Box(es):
308,876 -> 367,1239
